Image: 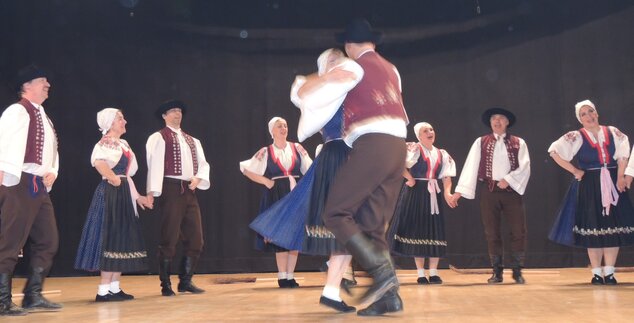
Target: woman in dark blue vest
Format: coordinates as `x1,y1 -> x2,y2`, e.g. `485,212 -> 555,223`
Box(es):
240,117 -> 312,288
388,122 -> 456,285
549,99 -> 634,285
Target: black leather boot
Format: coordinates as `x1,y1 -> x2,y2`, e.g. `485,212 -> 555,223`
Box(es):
0,273 -> 27,316
159,258 -> 175,296
22,267 -> 63,311
511,253 -> 526,284
487,255 -> 504,284
357,288 -> 404,316
178,256 -> 205,293
345,233 -> 399,305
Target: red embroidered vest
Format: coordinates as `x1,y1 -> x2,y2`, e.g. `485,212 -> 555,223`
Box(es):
19,98 -> 50,165
477,134 -> 520,181
159,127 -> 198,176
342,51 -> 408,134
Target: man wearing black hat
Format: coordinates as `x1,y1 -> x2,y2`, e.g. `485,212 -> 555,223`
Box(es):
315,19 -> 408,316
0,65 -> 62,316
146,100 -> 211,297
452,108 -> 531,284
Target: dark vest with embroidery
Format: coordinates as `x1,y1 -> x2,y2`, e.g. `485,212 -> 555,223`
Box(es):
342,51 -> 408,134
159,127 -> 198,176
19,98 -> 50,165
410,145 -> 442,179
477,133 -> 520,181
264,143 -> 302,178
577,126 -> 616,169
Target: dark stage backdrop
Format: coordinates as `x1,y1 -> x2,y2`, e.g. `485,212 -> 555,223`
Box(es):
1,1 -> 634,276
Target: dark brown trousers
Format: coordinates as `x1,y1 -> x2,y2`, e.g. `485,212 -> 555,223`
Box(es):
0,173 -> 58,273
157,178 -> 204,259
323,133 -> 406,251
479,182 -> 527,257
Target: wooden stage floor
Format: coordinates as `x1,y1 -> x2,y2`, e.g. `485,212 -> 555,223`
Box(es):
5,268 -> 634,322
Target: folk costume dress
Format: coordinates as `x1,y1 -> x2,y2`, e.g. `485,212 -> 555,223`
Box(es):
240,141 -> 312,252
388,143 -> 456,258
75,136 -> 148,272
548,126 -> 634,248
249,108 -> 350,255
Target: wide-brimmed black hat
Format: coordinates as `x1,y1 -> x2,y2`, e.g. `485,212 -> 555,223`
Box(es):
481,107 -> 516,128
156,99 -> 187,120
15,64 -> 47,92
336,18 -> 383,44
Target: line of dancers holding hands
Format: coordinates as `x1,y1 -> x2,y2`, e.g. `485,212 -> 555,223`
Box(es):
243,21 -> 634,317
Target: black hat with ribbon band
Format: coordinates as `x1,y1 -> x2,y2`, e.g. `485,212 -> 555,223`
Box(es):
15,64 -> 47,92
156,99 -> 187,120
336,18 -> 384,44
481,107 -> 516,128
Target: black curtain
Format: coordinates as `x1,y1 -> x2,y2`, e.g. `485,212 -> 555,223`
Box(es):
1,1 -> 634,276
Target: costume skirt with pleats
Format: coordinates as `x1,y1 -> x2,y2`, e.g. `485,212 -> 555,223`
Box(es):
249,139 -> 350,255
302,139 -> 350,255
548,180 -> 578,247
388,179 -> 447,258
570,168 -> 634,248
75,180 -> 148,272
252,176 -> 297,252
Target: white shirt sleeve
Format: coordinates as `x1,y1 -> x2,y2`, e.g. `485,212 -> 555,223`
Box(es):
609,126 -> 630,160
547,131 -> 582,162
438,149 -> 457,179
295,143 -> 313,174
503,138 -> 530,195
193,138 -> 211,190
146,132 -> 166,196
455,138 -> 482,199
239,147 -> 268,176
405,142 -> 420,169
626,146 -> 634,177
0,104 -> 29,186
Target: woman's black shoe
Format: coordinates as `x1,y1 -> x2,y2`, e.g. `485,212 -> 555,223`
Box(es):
417,277 -> 429,285
112,290 -> 134,300
591,274 -> 604,285
604,274 -> 617,285
287,279 -> 300,288
95,292 -> 125,302
428,275 -> 443,284
278,279 -> 288,288
319,296 -> 356,313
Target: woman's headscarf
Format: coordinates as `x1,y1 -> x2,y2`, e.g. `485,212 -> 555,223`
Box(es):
97,108 -> 119,135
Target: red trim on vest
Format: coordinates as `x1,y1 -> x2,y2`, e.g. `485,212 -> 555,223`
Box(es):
579,126 -> 611,165
268,143 -> 297,176
419,144 -> 442,179
122,148 -> 132,175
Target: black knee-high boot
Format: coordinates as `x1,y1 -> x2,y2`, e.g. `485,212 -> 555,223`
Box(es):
178,256 -> 205,293
0,273 -> 27,316
511,253 -> 526,284
345,234 -> 401,310
488,255 -> 504,284
22,267 -> 63,311
160,259 -> 175,296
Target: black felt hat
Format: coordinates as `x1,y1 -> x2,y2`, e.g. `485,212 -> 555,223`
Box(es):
336,18 -> 383,44
156,99 -> 187,120
481,108 -> 516,128
15,64 -> 47,92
